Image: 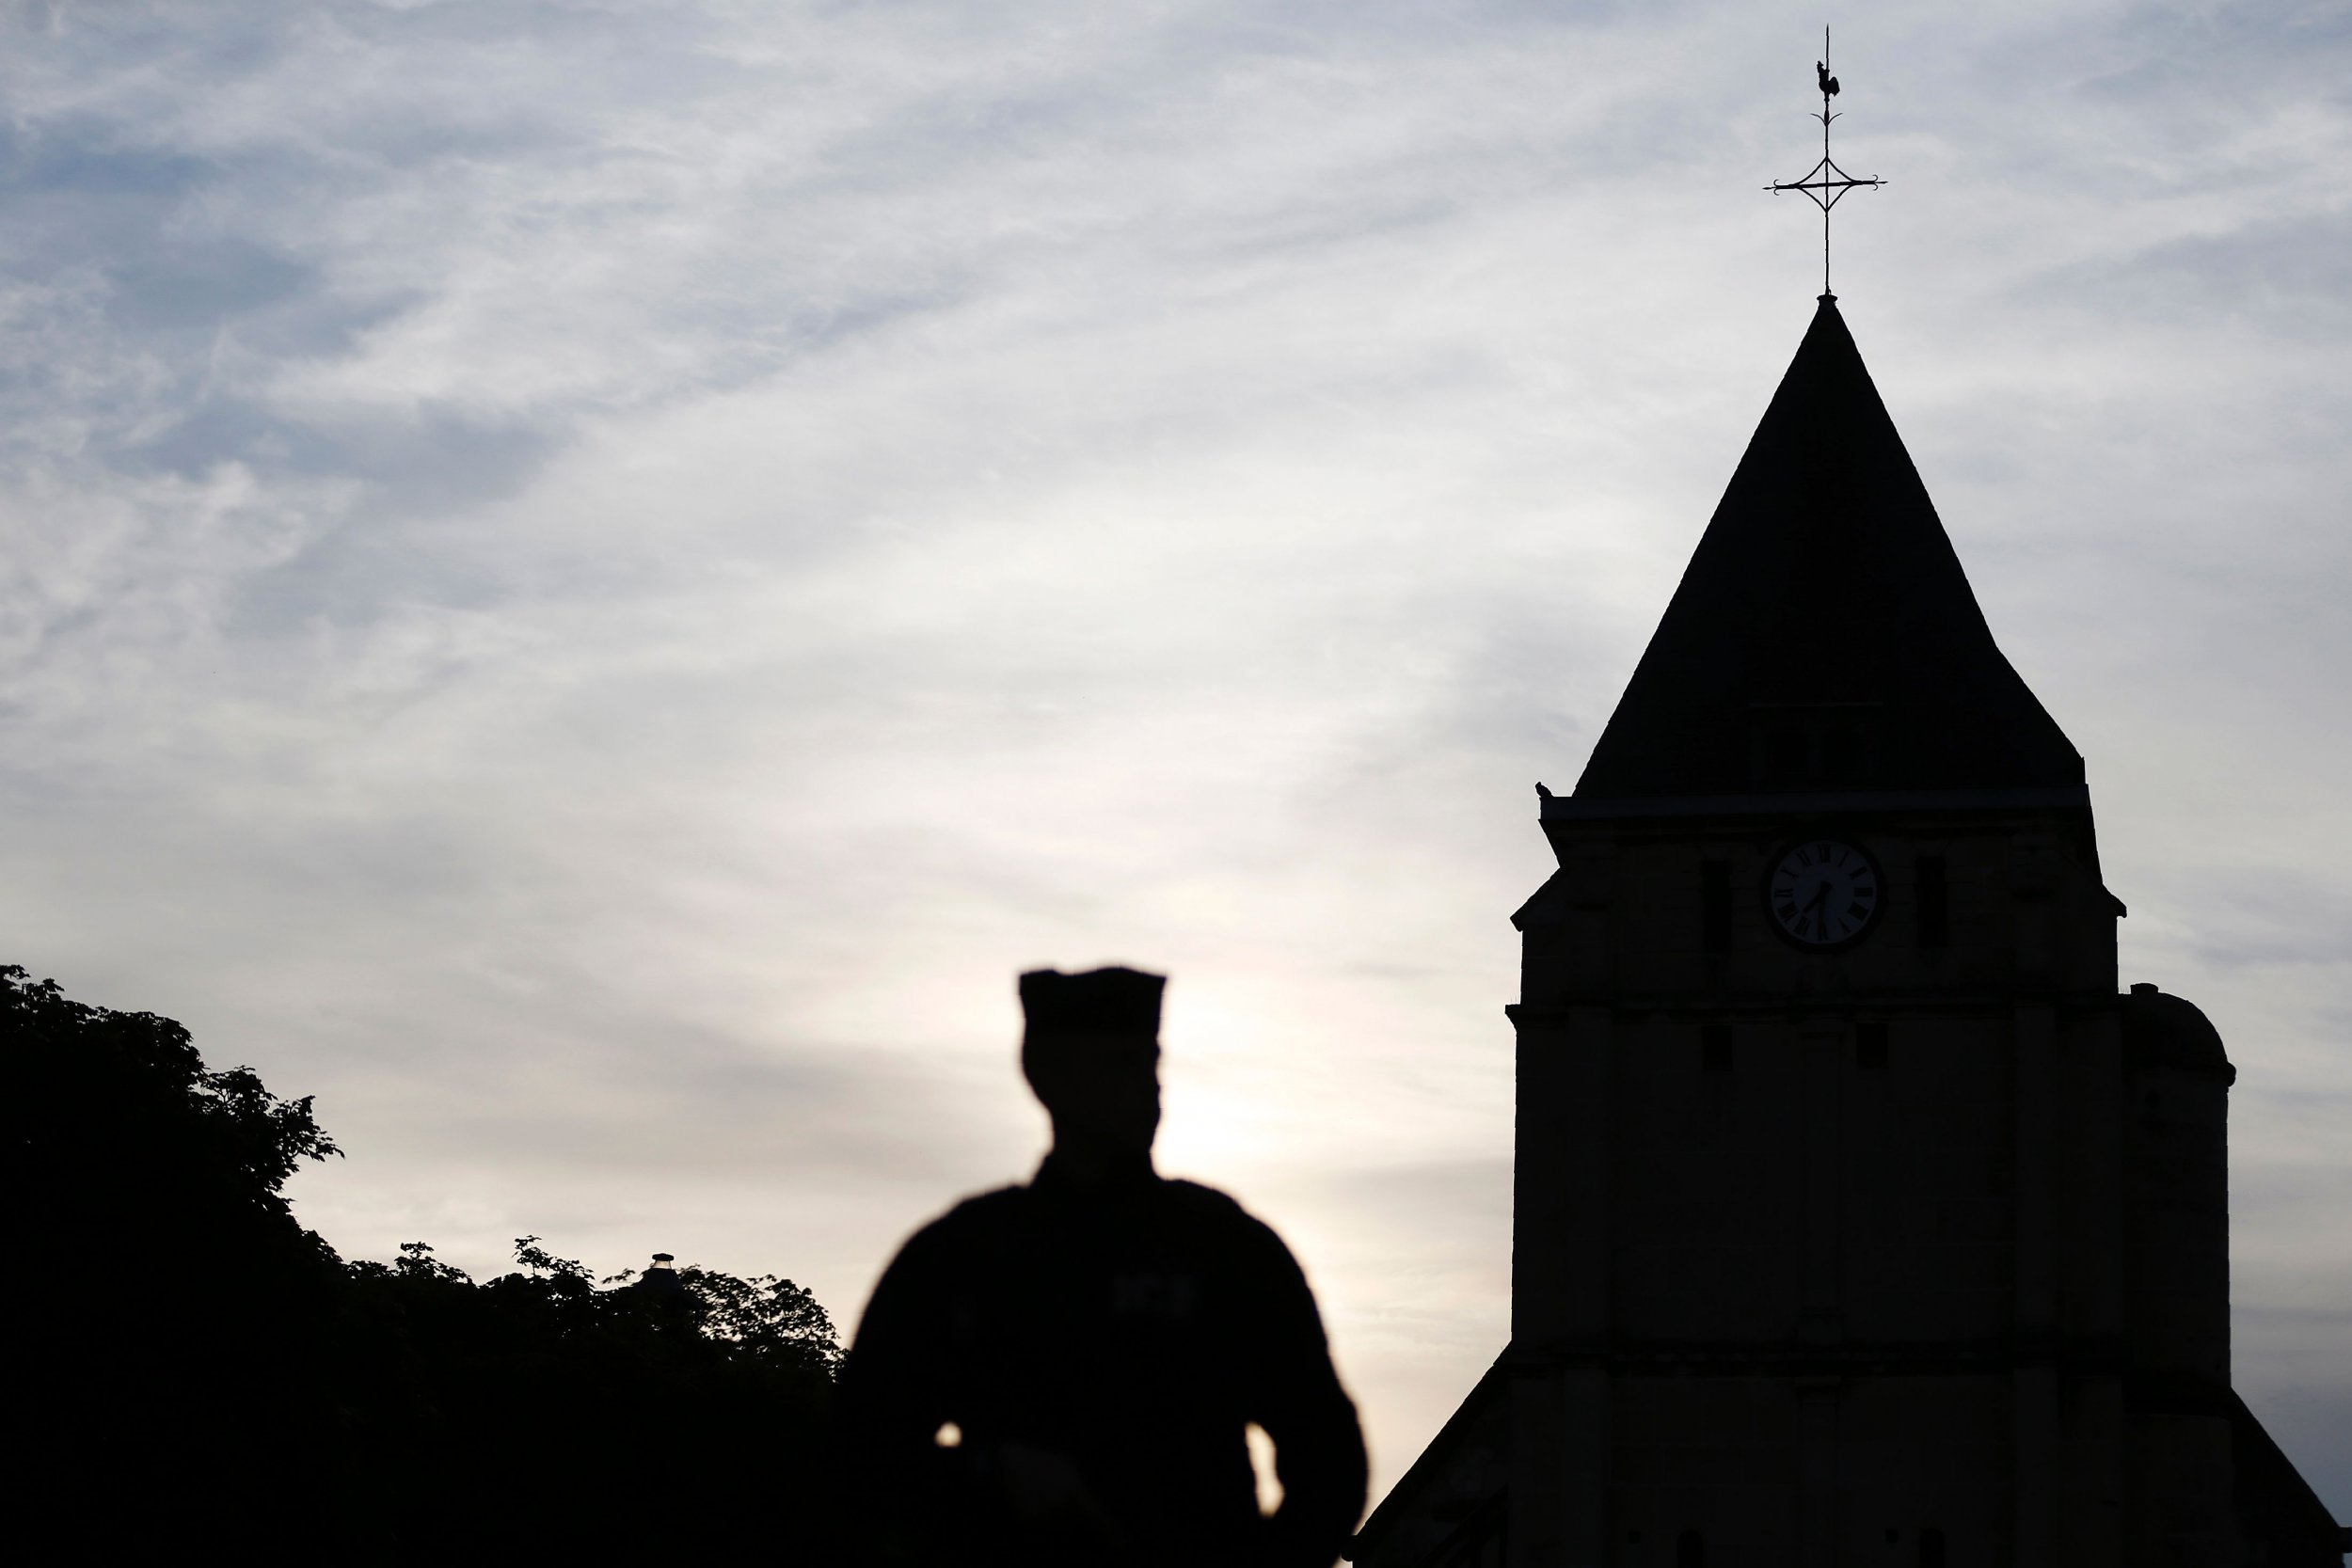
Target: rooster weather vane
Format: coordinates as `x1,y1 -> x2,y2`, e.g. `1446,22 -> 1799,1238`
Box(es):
1766,27 -> 1884,297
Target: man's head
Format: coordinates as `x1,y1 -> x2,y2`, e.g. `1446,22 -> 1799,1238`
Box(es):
1019,966 -> 1164,1157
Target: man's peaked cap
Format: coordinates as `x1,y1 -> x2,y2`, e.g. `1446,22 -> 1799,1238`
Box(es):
1020,966 -> 1166,1042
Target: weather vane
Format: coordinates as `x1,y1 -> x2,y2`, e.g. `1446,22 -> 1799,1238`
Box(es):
1766,26 -> 1884,297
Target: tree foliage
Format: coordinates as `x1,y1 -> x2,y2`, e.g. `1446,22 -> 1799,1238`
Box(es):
8,965 -> 839,1561
7,961 -> 342,1213
9,963 -> 349,1555
336,1233 -> 841,1559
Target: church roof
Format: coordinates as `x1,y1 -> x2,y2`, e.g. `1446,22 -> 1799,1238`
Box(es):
1572,296 -> 2082,800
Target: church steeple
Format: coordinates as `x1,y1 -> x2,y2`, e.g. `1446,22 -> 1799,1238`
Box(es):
1574,296 -> 2082,800
1354,42 -> 2344,1560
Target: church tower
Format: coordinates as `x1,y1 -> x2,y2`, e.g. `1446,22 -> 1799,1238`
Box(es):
1346,297 -> 2346,1567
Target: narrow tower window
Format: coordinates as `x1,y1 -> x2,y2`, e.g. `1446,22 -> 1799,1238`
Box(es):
1677,1529 -> 1707,1568
1916,855 -> 1949,949
1702,860 -> 1733,953
1701,1024 -> 1734,1074
1855,1019 -> 1888,1070
1917,1527 -> 1947,1567
1819,713 -> 1863,780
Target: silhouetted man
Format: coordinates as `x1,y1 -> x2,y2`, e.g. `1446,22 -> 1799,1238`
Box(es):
834,966 -> 1367,1567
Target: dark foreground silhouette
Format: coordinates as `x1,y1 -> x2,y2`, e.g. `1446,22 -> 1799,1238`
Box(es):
7,964 -> 837,1562
835,966 -> 1368,1567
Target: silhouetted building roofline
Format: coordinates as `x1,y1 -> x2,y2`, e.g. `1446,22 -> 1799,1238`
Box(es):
1574,296 -> 2083,801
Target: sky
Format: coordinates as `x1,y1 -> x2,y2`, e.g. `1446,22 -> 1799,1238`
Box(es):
5,0 -> 2347,1523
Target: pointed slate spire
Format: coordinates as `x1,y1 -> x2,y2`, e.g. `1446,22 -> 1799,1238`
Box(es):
1574,297 -> 2082,800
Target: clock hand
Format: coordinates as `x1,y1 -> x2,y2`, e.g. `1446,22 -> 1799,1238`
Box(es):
1803,881 -> 1830,940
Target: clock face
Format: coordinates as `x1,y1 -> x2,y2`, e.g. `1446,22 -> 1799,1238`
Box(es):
1766,839 -> 1881,947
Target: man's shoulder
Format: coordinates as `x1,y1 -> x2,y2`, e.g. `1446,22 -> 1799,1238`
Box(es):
938,1178 -> 1250,1222
1157,1175 -> 1247,1216
1157,1178 -> 1284,1244
905,1183 -> 1032,1245
1154,1180 -> 1318,1308
898,1175 -> 1285,1258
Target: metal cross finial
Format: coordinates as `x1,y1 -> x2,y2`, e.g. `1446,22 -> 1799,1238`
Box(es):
1765,26 -> 1884,297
